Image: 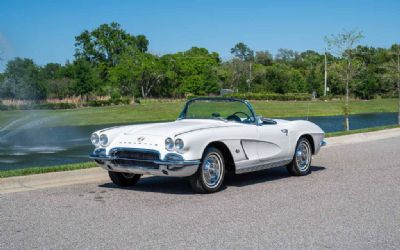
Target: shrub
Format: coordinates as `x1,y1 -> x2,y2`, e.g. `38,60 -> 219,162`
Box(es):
225,92 -> 312,101
17,103 -> 77,110
87,100 -> 111,107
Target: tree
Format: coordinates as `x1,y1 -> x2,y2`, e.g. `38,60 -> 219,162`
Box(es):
325,29 -> 364,131
135,53 -> 165,98
230,42 -> 254,61
0,58 -> 46,100
382,44 -> 400,125
41,63 -> 73,99
110,49 -> 166,99
231,43 -> 255,90
70,59 -> 98,102
74,22 -> 149,72
275,49 -> 299,64
171,47 -> 220,96
255,51 -> 273,66
296,50 -> 325,96
263,63 -> 307,94
218,59 -> 248,91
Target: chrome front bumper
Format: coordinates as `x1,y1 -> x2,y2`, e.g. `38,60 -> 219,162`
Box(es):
90,150 -> 200,177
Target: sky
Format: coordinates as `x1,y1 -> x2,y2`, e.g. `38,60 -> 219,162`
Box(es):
0,0 -> 399,72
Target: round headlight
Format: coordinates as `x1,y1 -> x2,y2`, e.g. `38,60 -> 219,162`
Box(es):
175,138 -> 184,151
165,137 -> 174,151
99,134 -> 109,146
91,133 -> 99,146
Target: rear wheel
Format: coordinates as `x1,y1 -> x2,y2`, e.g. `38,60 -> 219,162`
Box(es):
287,137 -> 312,176
108,171 -> 141,187
190,147 -> 225,193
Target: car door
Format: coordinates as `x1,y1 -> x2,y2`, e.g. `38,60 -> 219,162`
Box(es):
256,119 -> 290,162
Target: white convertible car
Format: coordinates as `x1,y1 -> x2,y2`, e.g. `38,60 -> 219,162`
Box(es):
90,98 -> 325,193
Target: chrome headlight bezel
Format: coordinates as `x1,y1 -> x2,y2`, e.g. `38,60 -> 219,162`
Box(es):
91,133 -> 100,147
165,137 -> 174,151
174,138 -> 184,151
99,134 -> 109,147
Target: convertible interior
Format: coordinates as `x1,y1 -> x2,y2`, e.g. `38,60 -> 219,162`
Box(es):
212,112 -> 277,125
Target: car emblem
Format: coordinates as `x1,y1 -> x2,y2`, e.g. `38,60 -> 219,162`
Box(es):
137,136 -> 145,142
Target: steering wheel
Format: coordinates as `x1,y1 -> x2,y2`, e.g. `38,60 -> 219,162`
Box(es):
227,112 -> 251,123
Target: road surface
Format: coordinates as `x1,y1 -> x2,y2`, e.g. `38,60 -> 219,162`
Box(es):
1,135 -> 400,249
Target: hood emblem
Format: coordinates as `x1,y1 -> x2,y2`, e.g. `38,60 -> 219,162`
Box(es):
137,136 -> 145,142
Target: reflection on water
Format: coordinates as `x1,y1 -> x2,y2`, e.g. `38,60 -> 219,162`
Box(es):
0,112 -> 397,170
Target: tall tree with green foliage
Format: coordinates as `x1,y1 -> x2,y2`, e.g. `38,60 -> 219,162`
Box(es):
231,43 -> 254,90
74,22 -> 149,82
325,29 -> 364,131
255,51 -> 273,66
71,59 -> 98,102
42,63 -> 73,99
0,58 -> 47,100
172,47 -> 220,96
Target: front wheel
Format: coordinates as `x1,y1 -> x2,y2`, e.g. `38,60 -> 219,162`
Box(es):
287,137 -> 312,176
189,147 -> 225,193
108,171 -> 141,187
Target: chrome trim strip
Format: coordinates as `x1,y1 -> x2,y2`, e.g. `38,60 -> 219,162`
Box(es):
97,163 -> 199,177
90,154 -> 200,166
235,159 -> 292,174
239,140 -> 249,160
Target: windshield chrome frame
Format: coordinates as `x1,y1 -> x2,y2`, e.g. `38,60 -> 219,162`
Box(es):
178,97 -> 257,124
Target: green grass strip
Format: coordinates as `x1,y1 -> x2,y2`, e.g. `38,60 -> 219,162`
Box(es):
326,125 -> 399,137
0,162 -> 97,178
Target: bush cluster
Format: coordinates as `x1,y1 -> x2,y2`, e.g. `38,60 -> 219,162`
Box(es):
224,92 -> 312,101
86,97 -> 131,107
0,102 -> 77,110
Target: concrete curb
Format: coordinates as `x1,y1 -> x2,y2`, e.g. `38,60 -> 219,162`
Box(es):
1,128 -> 399,194
0,167 -> 107,194
325,127 -> 400,147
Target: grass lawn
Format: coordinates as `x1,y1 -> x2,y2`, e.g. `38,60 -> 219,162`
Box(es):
0,98 -> 397,128
0,162 -> 97,178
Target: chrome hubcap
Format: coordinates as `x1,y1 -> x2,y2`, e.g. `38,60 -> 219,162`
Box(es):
295,141 -> 311,172
202,153 -> 223,188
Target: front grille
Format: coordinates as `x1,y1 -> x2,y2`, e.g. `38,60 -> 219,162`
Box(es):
110,148 -> 160,169
112,149 -> 160,161
113,159 -> 159,169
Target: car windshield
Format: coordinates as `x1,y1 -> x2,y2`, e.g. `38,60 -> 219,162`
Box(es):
179,99 -> 256,124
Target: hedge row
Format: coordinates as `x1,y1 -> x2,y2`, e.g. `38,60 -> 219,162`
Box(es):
0,102 -> 77,110
186,93 -> 312,101
225,92 -> 312,101
0,97 -> 132,110
86,97 -> 131,107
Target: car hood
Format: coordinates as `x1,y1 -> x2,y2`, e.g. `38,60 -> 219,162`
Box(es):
123,119 -> 240,137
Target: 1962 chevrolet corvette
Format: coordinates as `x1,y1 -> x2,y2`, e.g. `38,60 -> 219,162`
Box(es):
90,98 -> 326,193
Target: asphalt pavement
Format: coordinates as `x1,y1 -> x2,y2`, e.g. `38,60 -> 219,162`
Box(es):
1,135 -> 400,249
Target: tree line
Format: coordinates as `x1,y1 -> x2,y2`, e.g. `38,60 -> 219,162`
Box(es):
0,22 -> 399,103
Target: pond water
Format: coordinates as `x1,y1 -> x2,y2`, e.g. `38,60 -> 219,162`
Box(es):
0,112 -> 397,170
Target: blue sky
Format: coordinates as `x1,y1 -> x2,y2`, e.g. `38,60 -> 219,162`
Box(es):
0,0 -> 399,71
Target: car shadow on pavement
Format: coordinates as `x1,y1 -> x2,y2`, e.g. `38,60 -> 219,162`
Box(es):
99,176 -> 197,195
98,166 -> 325,195
224,165 -> 326,187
